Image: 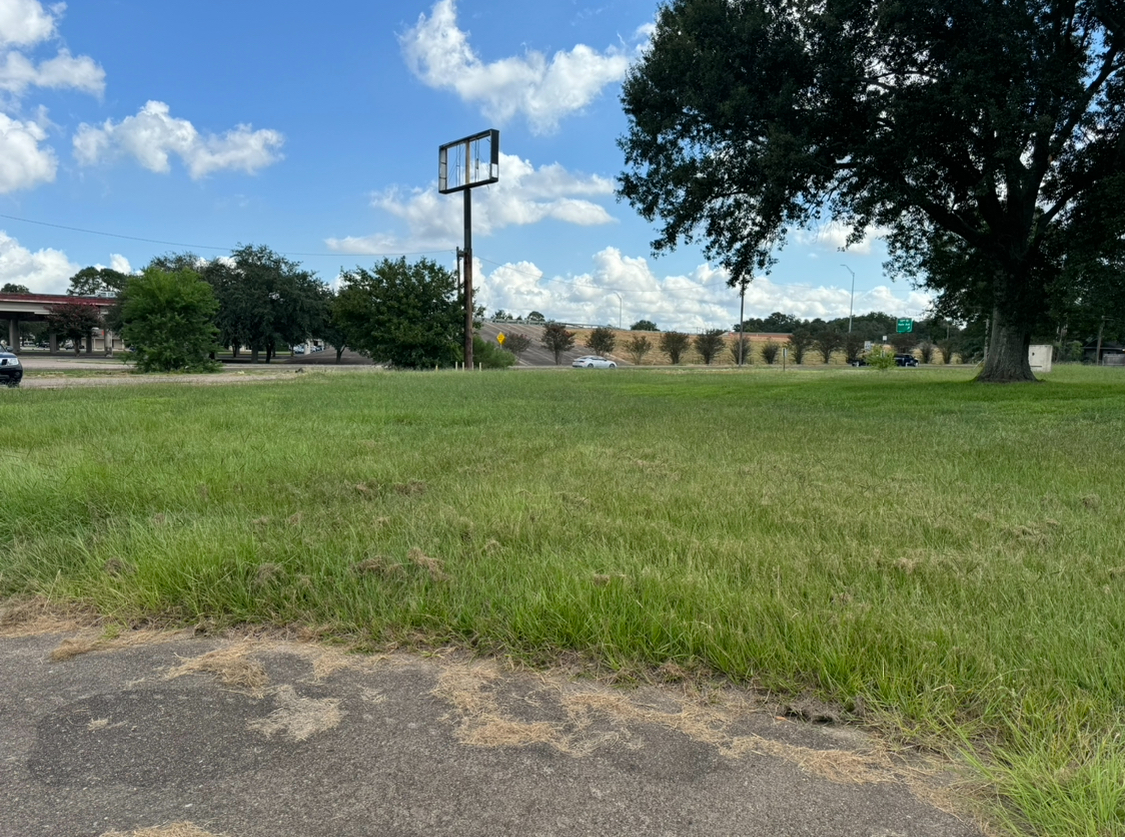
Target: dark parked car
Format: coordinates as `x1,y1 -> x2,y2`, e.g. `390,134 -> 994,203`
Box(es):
0,349 -> 23,387
895,354 -> 919,367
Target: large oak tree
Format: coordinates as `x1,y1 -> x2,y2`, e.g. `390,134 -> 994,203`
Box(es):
619,0 -> 1125,382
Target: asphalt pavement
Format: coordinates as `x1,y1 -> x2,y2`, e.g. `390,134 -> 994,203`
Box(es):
0,623 -> 982,837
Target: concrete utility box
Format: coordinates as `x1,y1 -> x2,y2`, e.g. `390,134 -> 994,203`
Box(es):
1103,354 -> 1125,366
1029,344 -> 1053,373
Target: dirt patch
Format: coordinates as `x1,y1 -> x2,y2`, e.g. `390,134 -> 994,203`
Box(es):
164,644 -> 270,695
248,684 -> 343,741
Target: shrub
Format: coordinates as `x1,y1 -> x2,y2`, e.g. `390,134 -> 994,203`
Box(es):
728,336 -> 752,365
788,328 -> 811,363
120,267 -> 220,373
866,346 -> 898,370
659,331 -> 691,364
502,332 -> 532,358
624,335 -> 652,365
693,329 -> 726,364
918,341 -> 935,364
760,340 -> 780,364
844,333 -> 865,364
936,339 -> 954,364
472,335 -> 516,368
585,326 -> 617,357
541,323 -> 576,364
812,327 -> 844,363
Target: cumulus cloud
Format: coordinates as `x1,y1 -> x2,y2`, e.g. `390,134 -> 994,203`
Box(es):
0,0 -> 58,48
795,220 -> 890,255
0,47 -> 104,95
0,229 -> 77,293
0,110 -> 55,191
0,1 -> 104,98
474,249 -> 932,333
73,100 -> 285,179
326,152 -> 615,254
401,0 -> 636,134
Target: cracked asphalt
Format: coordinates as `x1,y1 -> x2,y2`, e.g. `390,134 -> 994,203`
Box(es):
0,628 -> 983,836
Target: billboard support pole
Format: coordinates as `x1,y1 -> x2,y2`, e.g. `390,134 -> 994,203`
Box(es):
463,190 -> 473,369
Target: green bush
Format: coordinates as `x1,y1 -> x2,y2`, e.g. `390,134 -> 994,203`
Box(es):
866,346 -> 897,370
120,267 -> 221,373
472,335 -> 516,368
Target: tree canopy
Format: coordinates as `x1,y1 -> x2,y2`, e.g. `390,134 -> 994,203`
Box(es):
120,267 -> 220,372
46,301 -> 103,355
541,323 -> 576,364
335,257 -> 462,368
620,0 -> 1125,382
67,266 -> 129,297
147,247 -> 330,362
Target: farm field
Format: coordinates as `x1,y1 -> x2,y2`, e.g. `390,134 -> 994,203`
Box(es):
2,364 -> 1123,834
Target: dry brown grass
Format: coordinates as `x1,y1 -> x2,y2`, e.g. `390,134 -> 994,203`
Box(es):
51,629 -> 183,661
0,597 -> 101,637
164,643 -> 270,695
248,684 -> 344,742
430,656 -> 972,820
102,820 -> 218,836
407,547 -> 448,581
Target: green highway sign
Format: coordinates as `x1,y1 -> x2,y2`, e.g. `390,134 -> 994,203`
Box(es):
896,318 -> 914,333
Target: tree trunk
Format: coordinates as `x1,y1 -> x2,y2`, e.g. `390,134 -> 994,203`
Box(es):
335,346 -> 344,362
251,347 -> 260,363
977,308 -> 1036,383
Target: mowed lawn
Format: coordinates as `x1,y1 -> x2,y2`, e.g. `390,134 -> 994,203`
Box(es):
3,364 -> 1124,834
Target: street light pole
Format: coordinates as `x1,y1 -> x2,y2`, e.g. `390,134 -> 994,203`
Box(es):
612,291 -> 623,329
840,264 -> 855,333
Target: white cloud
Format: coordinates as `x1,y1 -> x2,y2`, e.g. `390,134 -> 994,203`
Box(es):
0,47 -> 104,95
0,1 -> 104,97
0,110 -> 54,191
0,229 -> 76,293
0,0 -> 58,49
401,0 -> 635,134
107,253 -> 131,274
795,220 -> 890,255
73,101 -> 284,179
326,152 -> 615,254
474,249 -> 933,332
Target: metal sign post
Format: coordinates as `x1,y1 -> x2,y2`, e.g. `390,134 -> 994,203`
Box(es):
439,129 -> 500,371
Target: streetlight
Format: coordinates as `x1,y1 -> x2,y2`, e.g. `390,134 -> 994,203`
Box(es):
840,264 -> 855,333
612,291 -> 623,328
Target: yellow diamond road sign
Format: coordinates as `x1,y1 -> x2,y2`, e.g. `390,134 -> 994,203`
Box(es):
497,333 -> 506,345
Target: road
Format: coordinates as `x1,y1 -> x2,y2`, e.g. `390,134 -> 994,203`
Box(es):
0,618 -> 981,837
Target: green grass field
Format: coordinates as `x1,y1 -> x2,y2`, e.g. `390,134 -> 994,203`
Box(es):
3,364 -> 1123,834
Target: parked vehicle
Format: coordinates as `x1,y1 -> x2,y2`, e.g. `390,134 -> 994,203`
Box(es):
894,354 -> 919,367
0,350 -> 23,387
571,356 -> 617,369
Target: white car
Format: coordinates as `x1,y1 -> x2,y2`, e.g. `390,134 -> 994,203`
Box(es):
571,355 -> 617,369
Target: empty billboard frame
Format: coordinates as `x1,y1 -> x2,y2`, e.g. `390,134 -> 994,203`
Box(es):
439,129 -> 500,194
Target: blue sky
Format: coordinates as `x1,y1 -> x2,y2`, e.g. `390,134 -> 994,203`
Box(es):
0,0 -> 932,331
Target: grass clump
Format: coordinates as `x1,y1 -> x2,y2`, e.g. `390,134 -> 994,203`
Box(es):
1,365 -> 1124,833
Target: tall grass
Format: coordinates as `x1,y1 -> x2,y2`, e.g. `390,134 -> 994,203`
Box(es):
2,365 -> 1124,833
